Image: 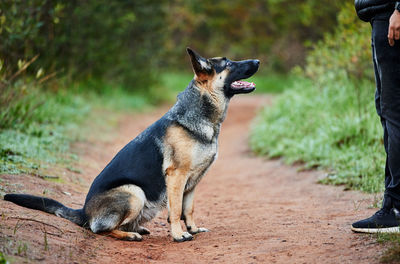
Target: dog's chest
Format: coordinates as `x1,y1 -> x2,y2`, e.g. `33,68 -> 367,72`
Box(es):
185,141 -> 218,192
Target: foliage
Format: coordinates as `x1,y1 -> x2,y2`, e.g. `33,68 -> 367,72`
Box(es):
0,0 -> 349,91
0,84 -> 89,174
0,251 -> 8,264
250,3 -> 385,193
0,0 -> 165,90
164,0 -> 346,71
0,0 -> 167,174
305,2 -> 373,82
0,0 -> 356,176
247,73 -> 303,94
0,84 -> 150,175
0,72 -> 149,176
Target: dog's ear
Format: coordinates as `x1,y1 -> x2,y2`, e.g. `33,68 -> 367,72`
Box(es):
187,47 -> 213,81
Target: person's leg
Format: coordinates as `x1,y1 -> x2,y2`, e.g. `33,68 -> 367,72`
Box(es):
384,120 -> 400,203
372,19 -> 400,203
352,19 -> 400,233
371,26 -> 391,195
371,19 -> 396,209
372,24 -> 394,207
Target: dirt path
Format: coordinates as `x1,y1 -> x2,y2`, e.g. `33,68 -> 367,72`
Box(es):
0,95 -> 385,263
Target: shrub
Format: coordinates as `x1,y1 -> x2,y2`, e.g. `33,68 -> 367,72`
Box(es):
250,3 -> 385,193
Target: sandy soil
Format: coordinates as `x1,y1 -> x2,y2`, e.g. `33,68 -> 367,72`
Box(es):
0,95 -> 385,263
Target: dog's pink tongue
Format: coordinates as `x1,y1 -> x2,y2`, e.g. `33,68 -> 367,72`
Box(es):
231,80 -> 255,89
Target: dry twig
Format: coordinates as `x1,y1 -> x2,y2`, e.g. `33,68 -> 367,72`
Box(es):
9,216 -> 65,237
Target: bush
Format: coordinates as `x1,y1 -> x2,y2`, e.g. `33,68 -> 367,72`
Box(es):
305,2 -> 373,82
163,0 -> 347,71
0,57 -> 148,175
0,0 -> 165,91
0,77 -> 90,174
250,3 -> 385,193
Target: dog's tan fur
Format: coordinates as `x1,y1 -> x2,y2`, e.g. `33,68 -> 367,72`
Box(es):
164,125 -> 194,239
163,123 -> 218,239
194,69 -> 230,120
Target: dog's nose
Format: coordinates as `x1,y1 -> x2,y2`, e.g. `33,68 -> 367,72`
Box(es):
254,60 -> 260,66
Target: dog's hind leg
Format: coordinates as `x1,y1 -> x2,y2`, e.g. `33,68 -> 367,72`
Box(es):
136,226 -> 151,235
109,230 -> 142,241
182,189 -> 209,234
85,184 -> 146,241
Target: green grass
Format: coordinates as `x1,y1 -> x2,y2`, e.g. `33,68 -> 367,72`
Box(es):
0,90 -> 88,175
247,73 -> 300,94
377,233 -> 400,263
0,81 -> 151,177
72,80 -> 151,110
158,71 -> 193,101
0,251 -> 9,264
250,74 -> 385,193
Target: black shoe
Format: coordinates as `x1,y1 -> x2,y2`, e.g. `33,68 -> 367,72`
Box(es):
351,207 -> 400,233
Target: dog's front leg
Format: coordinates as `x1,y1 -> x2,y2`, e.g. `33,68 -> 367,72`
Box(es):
166,170 -> 193,242
183,189 -> 209,234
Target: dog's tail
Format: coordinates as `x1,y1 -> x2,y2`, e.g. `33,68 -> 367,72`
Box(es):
4,194 -> 86,226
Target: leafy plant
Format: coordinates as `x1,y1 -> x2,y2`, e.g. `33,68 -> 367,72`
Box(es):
250,3 -> 384,193
0,252 -> 8,264
0,0 -> 165,91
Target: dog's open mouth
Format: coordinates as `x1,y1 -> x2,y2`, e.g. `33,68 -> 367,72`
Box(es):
231,80 -> 256,92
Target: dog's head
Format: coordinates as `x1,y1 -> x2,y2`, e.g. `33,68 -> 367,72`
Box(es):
187,48 -> 259,98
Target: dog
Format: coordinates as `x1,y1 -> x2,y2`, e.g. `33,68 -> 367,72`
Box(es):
4,48 -> 259,242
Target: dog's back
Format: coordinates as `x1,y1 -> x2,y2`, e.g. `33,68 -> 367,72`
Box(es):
84,118 -> 171,205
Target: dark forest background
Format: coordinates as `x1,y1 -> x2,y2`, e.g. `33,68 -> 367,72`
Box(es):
0,0 -> 346,91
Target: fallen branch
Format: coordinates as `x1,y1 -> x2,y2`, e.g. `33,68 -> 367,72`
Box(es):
28,172 -> 60,180
9,216 -> 64,236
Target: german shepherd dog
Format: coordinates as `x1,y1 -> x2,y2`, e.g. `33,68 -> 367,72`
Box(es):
4,48 -> 259,242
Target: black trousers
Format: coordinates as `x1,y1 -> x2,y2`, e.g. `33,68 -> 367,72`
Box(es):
371,18 -> 400,203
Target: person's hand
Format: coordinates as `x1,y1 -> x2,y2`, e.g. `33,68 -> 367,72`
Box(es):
388,9 -> 400,46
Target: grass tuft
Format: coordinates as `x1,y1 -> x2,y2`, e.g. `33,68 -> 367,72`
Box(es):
0,79 -> 151,176
0,251 -> 9,264
250,74 -> 385,193
377,233 -> 400,263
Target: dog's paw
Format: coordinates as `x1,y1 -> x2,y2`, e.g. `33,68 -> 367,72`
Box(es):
137,226 -> 150,235
122,232 -> 143,241
173,232 -> 193,242
188,227 -> 209,235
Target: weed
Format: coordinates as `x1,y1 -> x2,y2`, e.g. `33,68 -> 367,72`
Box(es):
13,221 -> 22,235
16,242 -> 27,257
43,228 -> 48,251
66,166 -> 82,174
376,233 -> 400,263
0,251 -> 9,264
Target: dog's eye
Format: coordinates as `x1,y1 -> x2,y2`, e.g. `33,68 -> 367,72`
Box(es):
226,61 -> 232,67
